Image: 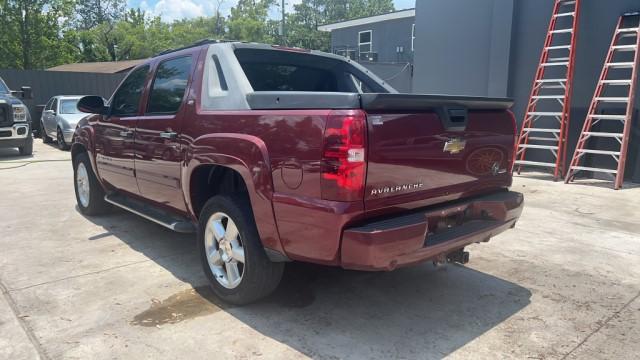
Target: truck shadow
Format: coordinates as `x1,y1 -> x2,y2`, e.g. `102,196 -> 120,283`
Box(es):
0,147 -> 33,160
80,207 -> 531,359
241,264 -> 531,359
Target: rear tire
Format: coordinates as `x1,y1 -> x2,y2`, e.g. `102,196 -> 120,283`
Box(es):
41,122 -> 53,144
74,152 -> 109,215
57,128 -> 70,150
198,195 -> 284,305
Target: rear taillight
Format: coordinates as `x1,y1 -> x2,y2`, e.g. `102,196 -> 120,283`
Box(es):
321,110 -> 367,202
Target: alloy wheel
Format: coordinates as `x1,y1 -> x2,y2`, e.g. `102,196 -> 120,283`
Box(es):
76,162 -> 90,208
57,129 -> 66,149
204,212 -> 246,289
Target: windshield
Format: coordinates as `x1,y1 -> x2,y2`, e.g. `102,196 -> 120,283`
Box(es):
60,99 -> 81,114
0,79 -> 9,94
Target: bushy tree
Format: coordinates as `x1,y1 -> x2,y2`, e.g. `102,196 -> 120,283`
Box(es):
0,0 -> 395,69
287,0 -> 330,50
286,0 -> 395,51
227,0 -> 277,43
0,0 -> 76,69
74,0 -> 127,30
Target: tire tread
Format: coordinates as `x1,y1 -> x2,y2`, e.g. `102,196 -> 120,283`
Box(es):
198,194 -> 284,305
19,137 -> 33,155
74,152 -> 110,215
41,123 -> 53,144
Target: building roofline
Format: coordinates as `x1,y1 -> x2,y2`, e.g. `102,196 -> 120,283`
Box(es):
318,8 -> 415,32
47,59 -> 146,74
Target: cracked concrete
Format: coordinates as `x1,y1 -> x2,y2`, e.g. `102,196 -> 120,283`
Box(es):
0,280 -> 44,360
0,141 -> 639,359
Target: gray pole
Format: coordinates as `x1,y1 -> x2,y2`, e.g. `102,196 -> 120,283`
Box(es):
281,0 -> 286,45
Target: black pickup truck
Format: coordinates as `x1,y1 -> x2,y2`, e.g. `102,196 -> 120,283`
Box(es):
0,76 -> 33,155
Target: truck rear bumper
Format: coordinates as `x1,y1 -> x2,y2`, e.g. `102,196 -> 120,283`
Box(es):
341,191 -> 524,271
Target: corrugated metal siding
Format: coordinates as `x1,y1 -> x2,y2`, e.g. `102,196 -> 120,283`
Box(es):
0,69 -> 126,114
330,17 -> 416,63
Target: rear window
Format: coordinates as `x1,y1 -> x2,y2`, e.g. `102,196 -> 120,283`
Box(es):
234,48 -> 387,93
242,63 -> 337,92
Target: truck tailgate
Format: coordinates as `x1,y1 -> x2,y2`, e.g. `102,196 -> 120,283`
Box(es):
361,94 -> 516,212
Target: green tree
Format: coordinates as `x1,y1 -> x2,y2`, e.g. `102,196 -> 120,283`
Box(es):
322,0 -> 395,22
227,0 -> 277,43
212,0 -> 227,38
171,17 -> 222,47
110,11 -> 172,60
285,0 -> 394,51
287,0 -> 330,50
0,0 -> 396,70
0,0 -> 76,69
74,0 -> 127,30
72,0 -> 128,61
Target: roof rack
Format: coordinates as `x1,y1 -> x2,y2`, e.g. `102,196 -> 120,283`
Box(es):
154,39 -> 231,57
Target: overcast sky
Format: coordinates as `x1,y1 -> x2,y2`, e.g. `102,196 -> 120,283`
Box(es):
127,0 -> 416,23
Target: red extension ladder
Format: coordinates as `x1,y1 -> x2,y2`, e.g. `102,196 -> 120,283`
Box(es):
565,12 -> 640,189
513,0 -> 581,179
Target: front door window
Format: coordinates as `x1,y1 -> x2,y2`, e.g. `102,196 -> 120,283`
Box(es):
111,65 -> 150,117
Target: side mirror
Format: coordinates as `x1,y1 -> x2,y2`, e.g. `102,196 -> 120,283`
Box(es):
20,86 -> 33,100
77,96 -> 108,115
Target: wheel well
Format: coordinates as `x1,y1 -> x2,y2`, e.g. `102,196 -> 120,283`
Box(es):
190,165 -> 249,219
71,143 -> 87,164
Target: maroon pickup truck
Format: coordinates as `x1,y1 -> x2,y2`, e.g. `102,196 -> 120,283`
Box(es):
72,40 -> 523,304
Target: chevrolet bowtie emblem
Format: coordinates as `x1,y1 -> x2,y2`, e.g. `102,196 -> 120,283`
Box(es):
443,138 -> 466,154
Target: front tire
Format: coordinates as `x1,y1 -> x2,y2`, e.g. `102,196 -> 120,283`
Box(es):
198,195 -> 284,305
74,152 -> 109,215
19,136 -> 33,156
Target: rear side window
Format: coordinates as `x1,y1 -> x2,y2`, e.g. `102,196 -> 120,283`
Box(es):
111,65 -> 150,117
212,55 -> 228,92
147,56 -> 192,114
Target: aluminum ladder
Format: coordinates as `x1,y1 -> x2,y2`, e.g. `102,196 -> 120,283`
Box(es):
513,0 -> 581,179
565,12 -> 640,190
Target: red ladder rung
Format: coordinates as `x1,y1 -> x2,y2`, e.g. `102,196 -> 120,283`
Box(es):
513,0 -> 581,180
565,13 -> 640,190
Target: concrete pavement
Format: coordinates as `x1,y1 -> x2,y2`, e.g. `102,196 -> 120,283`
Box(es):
0,141 -> 638,359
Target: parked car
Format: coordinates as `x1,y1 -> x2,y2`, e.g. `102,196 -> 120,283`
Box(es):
41,95 -> 86,150
71,41 -> 524,304
0,76 -> 33,155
